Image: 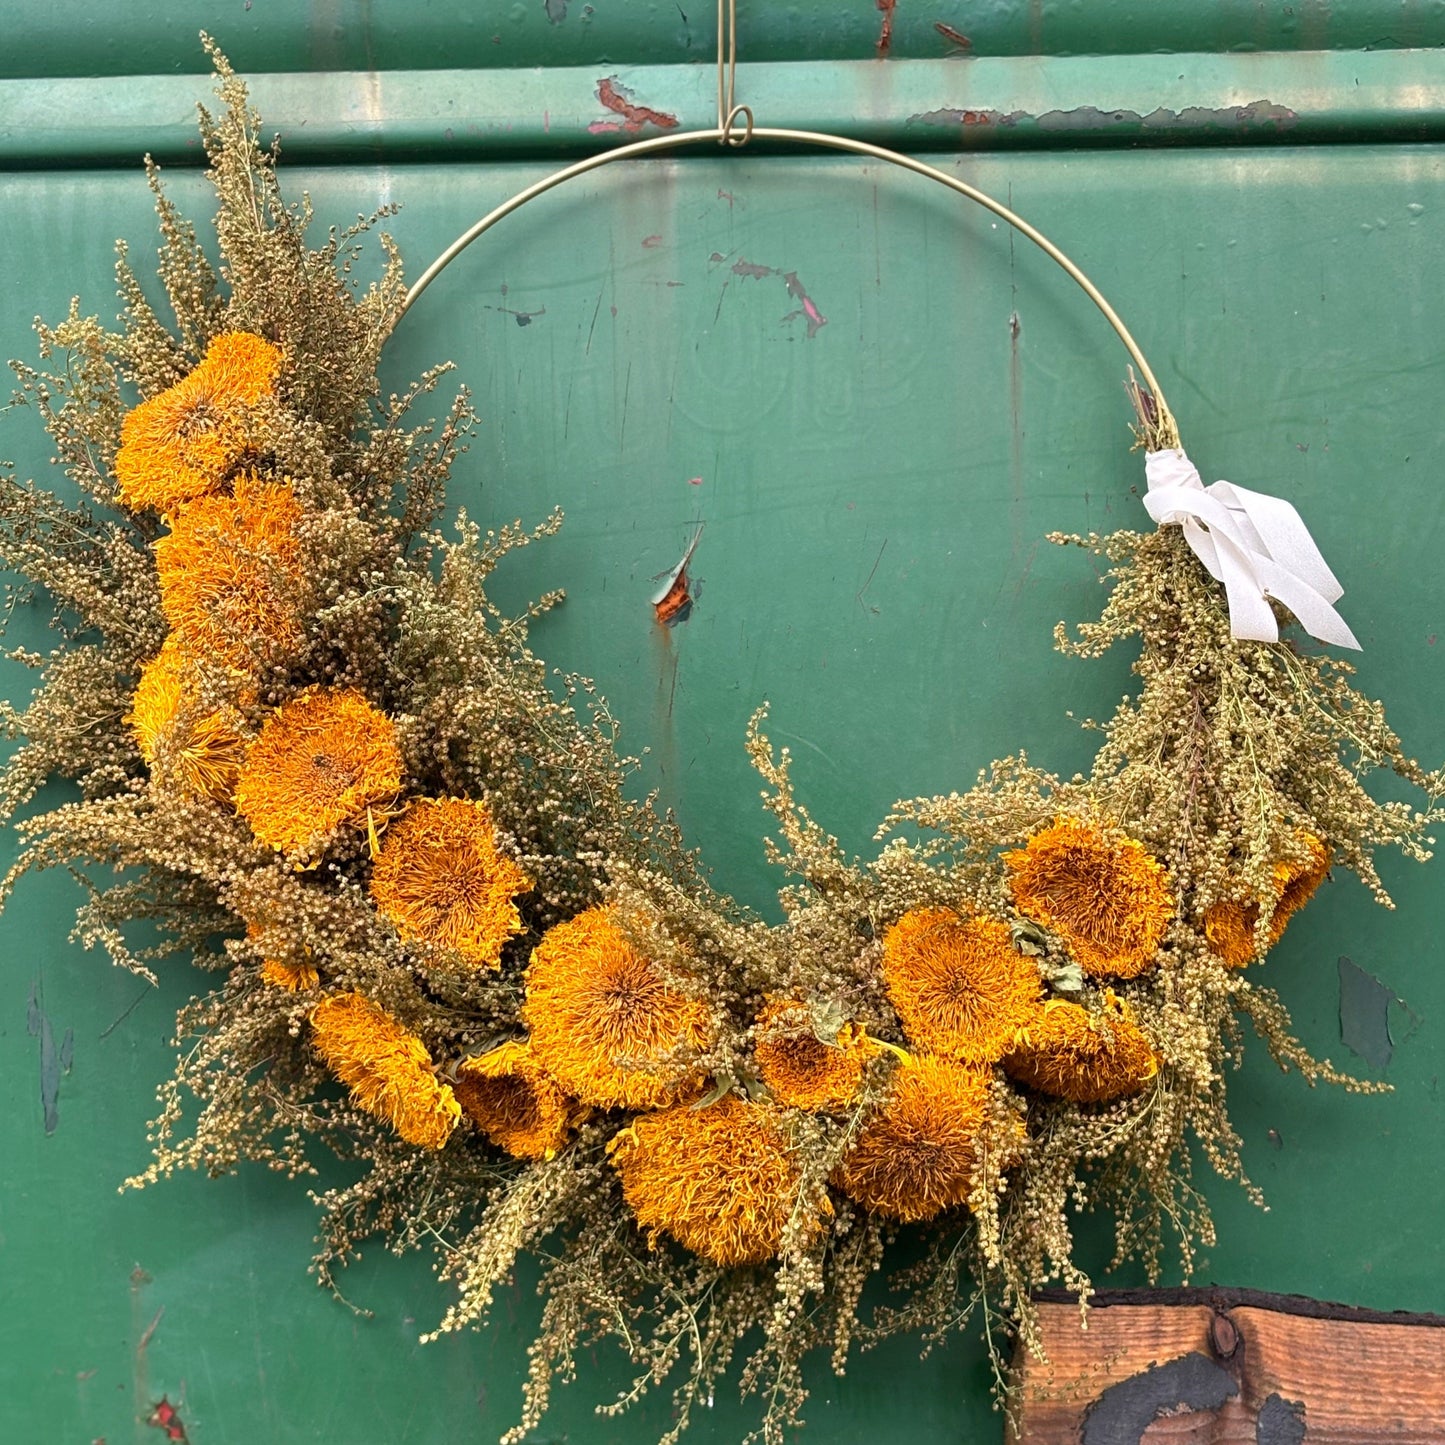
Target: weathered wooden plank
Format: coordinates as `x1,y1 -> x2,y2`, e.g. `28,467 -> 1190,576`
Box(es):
1009,1291 -> 1445,1444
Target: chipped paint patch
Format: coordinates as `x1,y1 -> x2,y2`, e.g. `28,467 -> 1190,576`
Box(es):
709,253 -> 828,338
589,77 -> 680,135
910,99 -> 1298,137
1338,954 -> 1414,1069
934,21 -> 972,52
876,0 -> 897,58
27,977 -> 73,1135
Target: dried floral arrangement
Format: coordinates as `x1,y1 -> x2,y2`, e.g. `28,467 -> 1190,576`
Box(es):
3,50 -> 1440,1445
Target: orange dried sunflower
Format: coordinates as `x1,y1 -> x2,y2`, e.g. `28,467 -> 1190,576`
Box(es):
126,635 -> 247,800
1203,832 -> 1332,968
154,474 -> 307,669
1005,818 -> 1173,979
521,907 -> 712,1111
234,688 -> 404,858
834,1055 -> 999,1223
881,908 -> 1042,1065
609,1095 -> 817,1266
115,330 -> 282,513
262,958 -> 320,991
310,991 -> 459,1150
453,1040 -> 583,1160
754,997 -> 876,1112
1004,993 -> 1158,1103
370,798 -> 531,969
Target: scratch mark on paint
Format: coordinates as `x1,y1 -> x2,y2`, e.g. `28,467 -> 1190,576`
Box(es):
620,361 -> 632,451
717,188 -> 737,208
589,77 -> 681,134
934,20 -> 972,51
856,539 -> 888,613
586,289 -> 604,354
708,253 -> 828,338
28,977 -> 73,1135
652,525 -> 704,627
876,0 -> 897,57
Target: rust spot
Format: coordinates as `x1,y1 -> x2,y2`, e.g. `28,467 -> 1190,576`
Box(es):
589,77 -> 680,134
876,0 -> 897,57
934,20 -> 972,51
651,526 -> 703,627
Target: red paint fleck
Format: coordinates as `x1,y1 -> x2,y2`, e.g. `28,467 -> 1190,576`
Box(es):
934,20 -> 972,50
713,254 -> 829,339
876,0 -> 897,57
1429,635 -> 1437,646
589,77 -> 680,134
147,1398 -> 188,1443
641,234 -> 663,248
687,476 -> 703,486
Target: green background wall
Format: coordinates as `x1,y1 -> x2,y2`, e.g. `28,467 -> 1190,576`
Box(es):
2,5 -> 1443,1441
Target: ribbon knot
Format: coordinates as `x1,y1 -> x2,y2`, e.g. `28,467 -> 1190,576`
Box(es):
1142,449 -> 1359,650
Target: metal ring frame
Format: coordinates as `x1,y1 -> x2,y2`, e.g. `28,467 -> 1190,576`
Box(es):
397,0 -> 1180,449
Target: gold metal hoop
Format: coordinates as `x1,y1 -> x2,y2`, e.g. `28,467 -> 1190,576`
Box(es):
396,3 -> 1180,448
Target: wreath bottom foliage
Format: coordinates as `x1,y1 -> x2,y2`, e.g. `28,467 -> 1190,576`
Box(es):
3,54 -> 1440,1444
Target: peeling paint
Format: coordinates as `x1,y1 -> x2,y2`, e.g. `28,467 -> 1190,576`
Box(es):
589,77 -> 680,135
933,20 -> 972,52
1338,954 -> 1410,1069
910,99 -> 1298,137
544,0 -> 569,22
652,526 -> 703,628
709,253 -> 828,338
876,0 -> 897,58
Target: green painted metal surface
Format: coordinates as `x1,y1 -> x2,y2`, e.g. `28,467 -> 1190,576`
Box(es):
3,22 -> 1445,1445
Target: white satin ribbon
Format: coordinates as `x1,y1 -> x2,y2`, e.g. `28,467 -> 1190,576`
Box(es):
1142,449 -> 1360,650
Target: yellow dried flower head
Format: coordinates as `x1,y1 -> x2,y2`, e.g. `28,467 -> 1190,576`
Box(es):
370,798 -> 531,969
153,474 -> 306,669
1005,818 -> 1174,979
521,907 -> 712,1111
309,992 -> 459,1150
754,997 -> 875,1112
834,1055 -> 995,1223
235,688 -> 403,857
126,635 -> 247,800
610,1095 -> 815,1266
115,330 -> 282,513
261,958 -> 320,991
881,908 -> 1042,1064
453,1041 -> 582,1160
1004,993 -> 1158,1103
1204,832 -> 1332,969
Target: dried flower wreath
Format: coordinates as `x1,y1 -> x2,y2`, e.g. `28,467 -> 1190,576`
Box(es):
3,49 -> 1440,1445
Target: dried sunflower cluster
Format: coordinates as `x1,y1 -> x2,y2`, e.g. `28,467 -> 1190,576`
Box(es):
3,50 -> 1440,1445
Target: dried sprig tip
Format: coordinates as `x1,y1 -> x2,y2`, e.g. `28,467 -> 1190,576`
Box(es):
310,992 -> 460,1150
153,474 -> 306,669
835,1055 -> 996,1223
1004,993 -> 1157,1103
234,688 -> 403,857
370,798 -> 531,968
1005,818 -> 1173,979
522,907 -> 712,1111
453,1041 -> 581,1161
1204,832 -> 1332,968
881,908 -> 1042,1064
609,1095 -> 811,1266
754,997 -> 875,1111
126,635 -> 247,800
115,330 -> 282,513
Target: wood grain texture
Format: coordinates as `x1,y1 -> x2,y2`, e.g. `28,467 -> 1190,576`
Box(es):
1010,1296 -> 1445,1443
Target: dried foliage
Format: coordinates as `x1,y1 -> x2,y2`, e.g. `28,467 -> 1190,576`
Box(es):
3,50 -> 1441,1445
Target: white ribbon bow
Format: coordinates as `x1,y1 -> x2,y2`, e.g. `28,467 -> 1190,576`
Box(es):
1142,449 -> 1360,650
